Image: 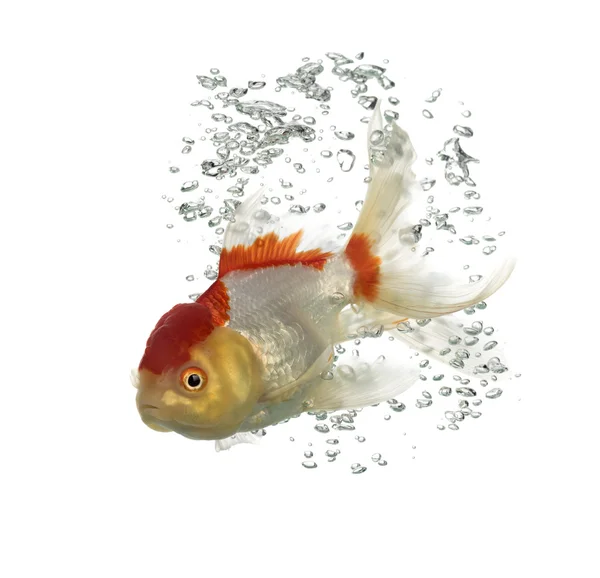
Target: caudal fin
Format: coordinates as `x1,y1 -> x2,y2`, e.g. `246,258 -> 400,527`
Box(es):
344,103 -> 515,319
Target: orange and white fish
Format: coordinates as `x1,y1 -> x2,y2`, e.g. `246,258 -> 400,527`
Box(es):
133,104 -> 515,451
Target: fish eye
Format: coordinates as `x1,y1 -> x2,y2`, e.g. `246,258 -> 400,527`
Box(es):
180,367 -> 208,392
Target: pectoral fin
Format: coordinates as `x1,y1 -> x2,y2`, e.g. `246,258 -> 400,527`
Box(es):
214,431 -> 264,452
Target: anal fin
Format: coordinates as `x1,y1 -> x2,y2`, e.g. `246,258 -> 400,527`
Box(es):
308,354 -> 419,412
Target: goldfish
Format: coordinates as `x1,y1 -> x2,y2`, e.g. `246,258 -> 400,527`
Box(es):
133,103 -> 515,451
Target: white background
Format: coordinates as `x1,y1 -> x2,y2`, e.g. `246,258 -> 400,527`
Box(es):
1,1 -> 598,577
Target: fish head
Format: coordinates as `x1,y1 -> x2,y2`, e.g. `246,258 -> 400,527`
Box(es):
134,303 -> 263,440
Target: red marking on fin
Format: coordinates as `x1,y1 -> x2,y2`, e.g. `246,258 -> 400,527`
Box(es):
196,279 -> 230,326
345,233 -> 381,302
139,303 -> 214,375
218,230 -> 333,277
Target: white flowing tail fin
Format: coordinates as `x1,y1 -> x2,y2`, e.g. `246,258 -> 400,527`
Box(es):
344,102 -> 515,319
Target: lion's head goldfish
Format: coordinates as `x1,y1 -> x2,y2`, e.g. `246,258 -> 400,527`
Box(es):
134,104 -> 515,451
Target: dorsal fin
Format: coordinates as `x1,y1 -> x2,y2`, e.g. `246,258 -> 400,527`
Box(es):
219,186 -> 341,276
219,230 -> 332,277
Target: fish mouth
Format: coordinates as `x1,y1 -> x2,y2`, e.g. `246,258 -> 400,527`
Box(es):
139,406 -> 171,433
137,404 -> 215,438
139,404 -> 160,411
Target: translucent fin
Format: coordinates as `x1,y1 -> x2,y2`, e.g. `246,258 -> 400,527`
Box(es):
335,307 -> 511,380
393,315 -> 512,378
346,103 -> 515,319
308,354 -> 419,412
223,185 -> 267,250
335,303 -> 406,342
223,185 -> 343,259
130,369 -> 140,389
214,431 -> 262,452
375,256 -> 516,319
351,100 -> 418,246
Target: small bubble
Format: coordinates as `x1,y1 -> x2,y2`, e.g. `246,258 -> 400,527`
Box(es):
302,460 -> 317,469
378,76 -> 395,90
369,130 -> 385,146
337,149 -> 356,172
464,190 -> 481,200
248,81 -> 266,90
422,109 -> 433,119
453,125 -> 474,137
420,178 -> 436,191
334,130 -> 355,141
181,180 -> 199,192
204,268 -> 218,281
358,96 -> 378,110
486,388 -> 503,399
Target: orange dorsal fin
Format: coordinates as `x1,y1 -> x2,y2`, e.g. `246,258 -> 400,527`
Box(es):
218,230 -> 333,277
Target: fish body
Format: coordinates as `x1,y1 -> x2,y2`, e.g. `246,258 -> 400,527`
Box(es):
134,104 -> 515,449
